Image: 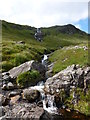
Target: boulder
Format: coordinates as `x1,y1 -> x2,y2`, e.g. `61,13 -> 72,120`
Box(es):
9,60 -> 34,79
44,73 -> 71,94
31,62 -> 46,78
2,84 -> 7,90
7,82 -> 14,90
44,65 -> 90,94
0,94 -> 9,106
10,95 -> 21,105
23,88 -> 40,102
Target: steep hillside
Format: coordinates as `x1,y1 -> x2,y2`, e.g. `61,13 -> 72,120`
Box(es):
2,20 -> 88,72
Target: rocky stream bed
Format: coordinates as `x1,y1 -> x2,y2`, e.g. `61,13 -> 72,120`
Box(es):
0,55 -> 90,120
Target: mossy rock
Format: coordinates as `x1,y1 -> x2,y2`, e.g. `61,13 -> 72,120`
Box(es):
23,89 -> 40,102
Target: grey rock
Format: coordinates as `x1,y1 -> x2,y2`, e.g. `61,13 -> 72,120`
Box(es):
2,84 -> 7,90
31,62 -> 46,78
7,82 -> 14,90
44,64 -> 89,94
9,60 -> 34,79
5,103 -> 44,119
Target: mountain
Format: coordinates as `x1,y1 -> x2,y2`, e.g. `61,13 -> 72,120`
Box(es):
2,20 -> 88,72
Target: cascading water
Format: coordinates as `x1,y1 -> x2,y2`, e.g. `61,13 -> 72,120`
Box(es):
30,54 -> 58,114
42,54 -> 48,67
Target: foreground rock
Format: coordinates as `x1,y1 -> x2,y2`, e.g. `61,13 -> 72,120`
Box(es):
9,60 -> 34,79
4,103 -> 44,119
44,65 -> 90,94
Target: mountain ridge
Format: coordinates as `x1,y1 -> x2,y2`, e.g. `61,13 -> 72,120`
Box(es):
1,20 -> 87,35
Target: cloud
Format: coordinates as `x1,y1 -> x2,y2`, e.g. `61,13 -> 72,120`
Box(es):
75,24 -> 81,29
0,0 -> 88,28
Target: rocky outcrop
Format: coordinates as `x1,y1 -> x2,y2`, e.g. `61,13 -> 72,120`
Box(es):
44,65 -> 90,95
4,103 -> 44,119
9,60 -> 34,79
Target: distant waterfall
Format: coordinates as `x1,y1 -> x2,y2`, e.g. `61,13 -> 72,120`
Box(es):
42,54 -> 48,67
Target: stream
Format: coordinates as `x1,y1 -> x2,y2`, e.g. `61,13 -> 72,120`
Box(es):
1,54 -> 90,119
29,54 -> 90,120
31,54 -> 58,114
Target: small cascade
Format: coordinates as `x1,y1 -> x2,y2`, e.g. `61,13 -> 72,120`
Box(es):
30,81 -> 58,114
43,94 -> 58,114
30,54 -> 58,114
42,54 -> 48,67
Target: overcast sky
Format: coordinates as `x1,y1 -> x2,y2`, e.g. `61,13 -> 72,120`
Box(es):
0,0 -> 89,32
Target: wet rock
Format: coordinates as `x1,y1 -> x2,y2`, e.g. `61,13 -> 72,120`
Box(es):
2,84 -> 7,90
8,91 -> 20,97
54,94 -> 62,108
7,82 -> 14,90
37,101 -> 43,107
23,88 -> 40,102
40,110 -> 62,120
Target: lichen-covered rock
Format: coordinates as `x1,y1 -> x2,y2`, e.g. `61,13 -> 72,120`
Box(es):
23,88 -> 40,102
4,103 -> 44,119
44,65 -> 90,95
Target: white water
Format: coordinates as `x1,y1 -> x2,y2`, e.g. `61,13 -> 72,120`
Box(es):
30,54 -> 58,114
30,81 -> 58,114
42,54 -> 48,66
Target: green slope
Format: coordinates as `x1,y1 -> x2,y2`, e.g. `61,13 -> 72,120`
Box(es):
2,20 -> 88,72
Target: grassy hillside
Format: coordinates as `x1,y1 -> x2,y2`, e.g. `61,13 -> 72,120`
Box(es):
2,20 -> 88,72
49,44 -> 88,74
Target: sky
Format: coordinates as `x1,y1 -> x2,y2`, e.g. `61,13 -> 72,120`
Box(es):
0,0 -> 89,33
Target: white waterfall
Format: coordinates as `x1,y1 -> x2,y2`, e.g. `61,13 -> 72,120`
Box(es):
30,81 -> 58,114
42,54 -> 48,66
